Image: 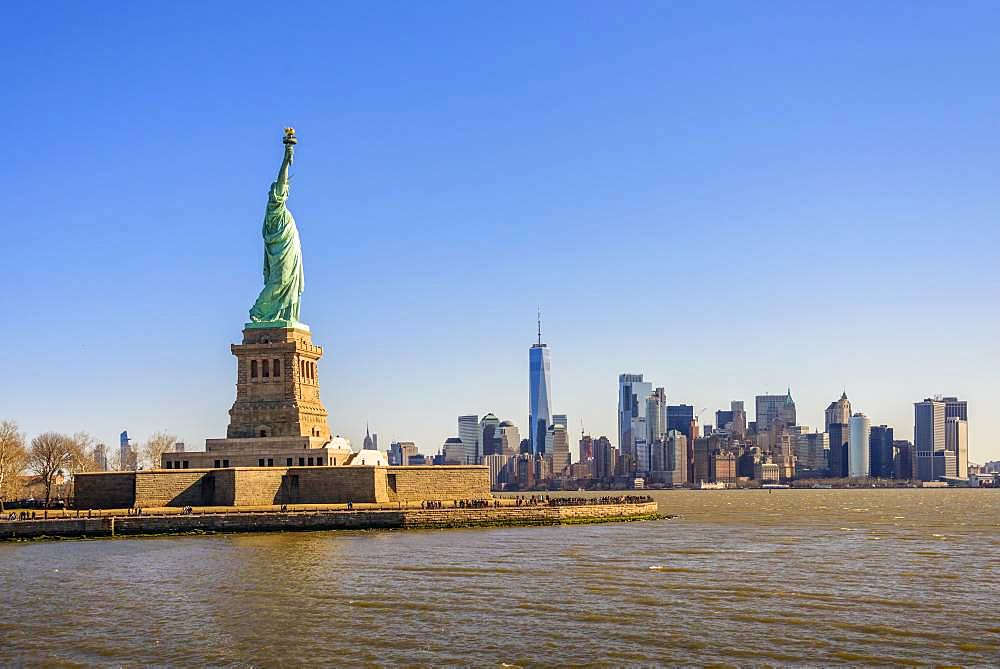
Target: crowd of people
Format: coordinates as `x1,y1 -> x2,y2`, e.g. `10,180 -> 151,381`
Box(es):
545,495 -> 654,506
509,494 -> 653,507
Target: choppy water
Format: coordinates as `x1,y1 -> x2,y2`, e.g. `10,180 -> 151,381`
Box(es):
1,489 -> 998,666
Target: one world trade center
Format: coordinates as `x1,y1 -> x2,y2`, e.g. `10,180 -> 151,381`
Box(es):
529,313 -> 552,455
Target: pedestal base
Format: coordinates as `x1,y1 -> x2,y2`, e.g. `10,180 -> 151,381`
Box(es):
244,319 -> 310,332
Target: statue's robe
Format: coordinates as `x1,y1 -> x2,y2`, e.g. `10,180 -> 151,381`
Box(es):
249,179 -> 304,324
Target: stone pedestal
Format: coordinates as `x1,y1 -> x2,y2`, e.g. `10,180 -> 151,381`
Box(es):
162,326 -> 346,470
226,326 -> 332,440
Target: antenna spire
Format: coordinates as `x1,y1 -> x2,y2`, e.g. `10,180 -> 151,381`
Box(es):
537,309 -> 542,345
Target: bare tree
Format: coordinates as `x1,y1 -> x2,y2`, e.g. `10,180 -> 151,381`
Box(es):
106,446 -> 137,472
28,432 -> 76,508
142,431 -> 178,470
0,420 -> 28,512
57,432 -> 103,503
69,432 -> 101,473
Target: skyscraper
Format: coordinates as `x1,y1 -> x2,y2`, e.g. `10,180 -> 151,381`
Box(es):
529,314 -> 552,455
666,404 -> 695,439
480,413 -> 501,457
579,434 -> 594,462
869,425 -> 894,478
914,398 -> 945,481
546,423 -> 571,477
893,440 -> 914,480
498,421 -> 521,457
647,388 -> 667,443
458,415 -> 480,464
442,437 -> 466,465
93,443 -> 108,471
119,430 -> 136,471
483,453 -> 507,490
715,409 -> 734,433
825,392 -> 852,432
362,424 -> 377,451
943,397 -> 967,421
755,390 -> 796,433
848,413 -> 871,478
666,430 -> 688,485
388,441 -> 418,466
618,374 -> 652,471
793,430 -> 828,473
730,401 -> 747,438
944,417 -> 968,479
828,422 -> 849,478
592,436 -> 616,481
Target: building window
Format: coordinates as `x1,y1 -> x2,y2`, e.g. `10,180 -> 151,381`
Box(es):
258,458 -> 265,467
387,473 -> 397,493
267,458 -> 274,467
262,359 -> 270,378
260,429 -> 267,437
299,457 -> 305,466
300,359 -> 305,378
183,461 -> 189,469
250,360 -> 258,379
307,457 -> 314,466
286,457 -> 292,466
214,460 -> 221,468
273,358 -> 281,377
223,459 -> 230,468
166,461 -> 172,469
316,458 -> 323,466
311,362 -> 316,379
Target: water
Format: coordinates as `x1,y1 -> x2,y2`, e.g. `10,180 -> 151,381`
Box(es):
1,489 -> 997,666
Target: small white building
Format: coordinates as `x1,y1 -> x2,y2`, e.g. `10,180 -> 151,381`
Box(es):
348,449 -> 388,466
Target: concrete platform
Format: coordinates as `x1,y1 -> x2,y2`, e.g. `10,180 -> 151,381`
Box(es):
0,501 -> 660,540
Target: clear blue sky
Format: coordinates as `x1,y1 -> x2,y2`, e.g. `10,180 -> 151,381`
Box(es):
3,2 -> 998,462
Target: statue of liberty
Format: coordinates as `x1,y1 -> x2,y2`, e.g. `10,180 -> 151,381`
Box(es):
248,128 -> 306,328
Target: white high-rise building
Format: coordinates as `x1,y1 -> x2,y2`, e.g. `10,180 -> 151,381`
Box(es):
457,415 -> 480,464
945,417 -> 969,479
848,413 -> 871,478
483,453 -> 508,490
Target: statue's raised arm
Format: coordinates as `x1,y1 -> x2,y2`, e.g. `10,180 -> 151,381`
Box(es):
247,127 -> 306,328
277,127 -> 296,184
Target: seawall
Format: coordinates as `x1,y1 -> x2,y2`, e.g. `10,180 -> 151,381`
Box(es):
0,502 -> 659,540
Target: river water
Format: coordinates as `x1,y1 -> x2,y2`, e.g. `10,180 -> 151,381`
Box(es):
1,489 -> 997,666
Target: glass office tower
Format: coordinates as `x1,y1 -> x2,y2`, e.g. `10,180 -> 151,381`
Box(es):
529,321 -> 552,455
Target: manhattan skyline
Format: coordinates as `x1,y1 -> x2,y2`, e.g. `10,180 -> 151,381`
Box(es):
3,3 -> 998,461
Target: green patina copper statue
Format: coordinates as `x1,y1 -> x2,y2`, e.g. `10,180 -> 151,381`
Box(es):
248,127 -> 307,329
